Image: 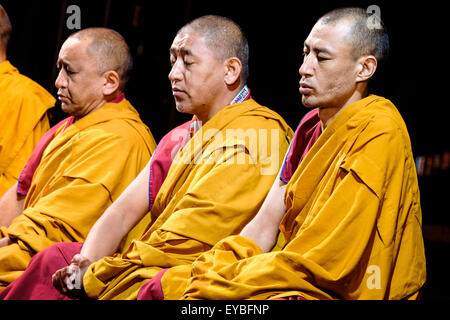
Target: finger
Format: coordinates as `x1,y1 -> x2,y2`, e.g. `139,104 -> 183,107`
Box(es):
52,270 -> 60,290
53,268 -> 67,292
69,271 -> 76,283
67,264 -> 75,275
60,269 -> 70,292
64,265 -> 78,291
68,267 -> 78,289
72,254 -> 83,265
60,267 -> 73,292
65,273 -> 74,290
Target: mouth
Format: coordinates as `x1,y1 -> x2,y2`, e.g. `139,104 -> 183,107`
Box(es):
172,87 -> 186,98
299,82 -> 314,95
57,92 -> 70,103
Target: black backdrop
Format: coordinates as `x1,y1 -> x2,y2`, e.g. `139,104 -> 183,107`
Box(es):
3,0 -> 448,150
1,0 -> 449,299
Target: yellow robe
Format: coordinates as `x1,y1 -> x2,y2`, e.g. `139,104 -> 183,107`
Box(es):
171,95 -> 426,300
82,99 -> 293,300
0,60 -> 55,197
0,99 -> 156,289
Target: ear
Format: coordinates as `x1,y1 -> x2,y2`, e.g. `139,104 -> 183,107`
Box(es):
102,70 -> 120,96
355,55 -> 377,83
224,57 -> 242,86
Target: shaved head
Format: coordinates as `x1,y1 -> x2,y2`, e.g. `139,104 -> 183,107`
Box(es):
318,7 -> 389,65
68,28 -> 133,91
178,15 -> 249,82
0,5 -> 12,52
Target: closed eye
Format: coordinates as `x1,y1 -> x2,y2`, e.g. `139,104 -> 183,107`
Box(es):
317,56 -> 329,62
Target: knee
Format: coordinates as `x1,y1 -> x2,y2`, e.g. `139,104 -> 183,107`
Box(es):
31,242 -> 83,266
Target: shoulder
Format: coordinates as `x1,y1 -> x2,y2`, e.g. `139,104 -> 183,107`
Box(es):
231,101 -> 291,132
347,97 -> 414,173
14,72 -> 54,98
75,117 -> 149,153
361,97 -> 412,146
1,71 -> 55,107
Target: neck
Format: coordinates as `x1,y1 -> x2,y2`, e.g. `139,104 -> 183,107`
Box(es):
73,99 -> 107,122
74,91 -> 123,121
105,91 -> 123,103
0,52 -> 6,64
195,83 -> 246,124
319,85 -> 368,128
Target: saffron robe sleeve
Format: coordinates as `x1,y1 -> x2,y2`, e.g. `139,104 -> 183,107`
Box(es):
0,60 -> 55,197
0,99 -> 156,289
82,99 -> 293,300
178,95 -> 426,300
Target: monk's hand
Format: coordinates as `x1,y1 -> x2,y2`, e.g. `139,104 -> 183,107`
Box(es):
52,254 -> 92,299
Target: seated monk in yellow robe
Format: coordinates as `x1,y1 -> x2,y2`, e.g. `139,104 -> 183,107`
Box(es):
0,5 -> 55,197
144,8 -> 426,300
0,15 -> 292,300
0,27 -> 156,290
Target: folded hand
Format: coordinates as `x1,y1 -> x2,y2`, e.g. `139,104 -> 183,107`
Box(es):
52,253 -> 92,298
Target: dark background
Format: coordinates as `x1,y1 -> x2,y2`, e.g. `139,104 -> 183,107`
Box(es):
1,0 -> 448,299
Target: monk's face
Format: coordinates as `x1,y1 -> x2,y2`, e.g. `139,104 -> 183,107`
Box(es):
55,37 -> 105,118
299,19 -> 361,109
169,32 -> 225,118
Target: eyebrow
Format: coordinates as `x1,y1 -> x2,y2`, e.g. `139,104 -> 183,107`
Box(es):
56,59 -> 68,67
303,42 -> 333,55
169,47 -> 192,56
56,60 -> 78,73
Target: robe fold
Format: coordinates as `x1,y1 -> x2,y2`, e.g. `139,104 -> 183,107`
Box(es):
0,60 -> 55,197
162,95 -> 426,300
0,98 -> 292,300
147,107 -> 321,300
17,116 -> 75,196
0,98 -> 156,289
81,99 -> 292,300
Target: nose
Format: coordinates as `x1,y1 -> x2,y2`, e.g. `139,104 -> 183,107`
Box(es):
299,53 -> 313,78
55,69 -> 67,89
168,60 -> 183,83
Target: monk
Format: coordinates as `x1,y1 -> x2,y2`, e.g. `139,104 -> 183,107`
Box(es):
144,7 -> 426,300
0,15 -> 292,300
0,27 -> 156,290
0,5 -> 55,198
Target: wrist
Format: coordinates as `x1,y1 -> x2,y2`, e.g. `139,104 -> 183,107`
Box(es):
0,236 -> 12,248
